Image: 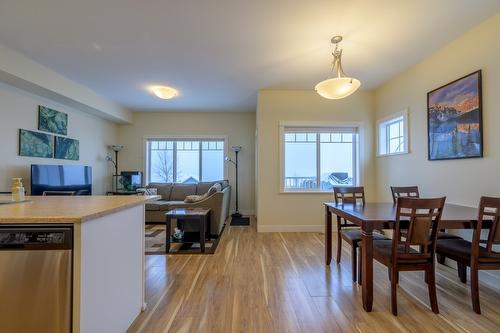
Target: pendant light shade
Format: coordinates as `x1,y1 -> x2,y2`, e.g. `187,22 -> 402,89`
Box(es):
315,36 -> 360,100
315,77 -> 361,100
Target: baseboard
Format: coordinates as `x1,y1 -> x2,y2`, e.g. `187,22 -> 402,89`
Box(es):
257,224 -> 323,232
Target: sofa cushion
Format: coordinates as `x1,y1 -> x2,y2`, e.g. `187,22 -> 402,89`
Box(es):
147,183 -> 173,200
196,181 -> 218,195
145,201 -> 170,211
170,184 -> 197,201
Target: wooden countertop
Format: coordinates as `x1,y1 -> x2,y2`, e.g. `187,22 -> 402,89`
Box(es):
0,195 -> 160,224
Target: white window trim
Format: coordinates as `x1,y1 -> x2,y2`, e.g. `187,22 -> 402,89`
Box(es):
143,135 -> 229,185
279,121 -> 362,194
376,109 -> 409,157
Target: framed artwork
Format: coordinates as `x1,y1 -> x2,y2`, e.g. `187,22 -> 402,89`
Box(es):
19,129 -> 54,158
54,136 -> 79,160
38,105 -> 68,135
427,70 -> 483,160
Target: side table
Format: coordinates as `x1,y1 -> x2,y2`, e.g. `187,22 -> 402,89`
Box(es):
165,208 -> 211,253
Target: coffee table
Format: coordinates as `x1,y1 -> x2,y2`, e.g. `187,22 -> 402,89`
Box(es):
165,208 -> 211,253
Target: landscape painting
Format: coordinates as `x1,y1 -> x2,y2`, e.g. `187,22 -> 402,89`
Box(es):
38,106 -> 68,135
427,70 -> 482,160
54,136 -> 79,160
19,129 -> 54,158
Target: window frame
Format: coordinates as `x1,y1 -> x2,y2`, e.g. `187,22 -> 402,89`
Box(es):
143,135 -> 228,184
279,121 -> 361,193
377,109 -> 409,157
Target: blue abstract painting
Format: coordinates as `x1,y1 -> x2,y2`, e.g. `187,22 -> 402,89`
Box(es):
427,71 -> 482,160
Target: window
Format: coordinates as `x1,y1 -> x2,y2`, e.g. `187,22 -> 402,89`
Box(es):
280,124 -> 359,192
146,138 -> 225,184
377,110 -> 409,156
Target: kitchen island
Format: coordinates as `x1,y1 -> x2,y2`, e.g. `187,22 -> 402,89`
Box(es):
0,195 -> 159,333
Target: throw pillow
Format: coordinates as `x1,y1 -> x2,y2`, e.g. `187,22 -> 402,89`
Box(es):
207,183 -> 222,195
184,194 -> 207,203
137,188 -> 158,195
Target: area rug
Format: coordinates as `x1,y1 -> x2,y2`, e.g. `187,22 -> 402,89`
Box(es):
145,224 -> 223,255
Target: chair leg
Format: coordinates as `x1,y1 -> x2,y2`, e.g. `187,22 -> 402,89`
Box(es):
437,253 -> 446,265
336,230 -> 342,264
391,268 -> 398,316
351,245 -> 357,283
457,262 -> 467,284
357,249 -> 362,285
425,270 -> 429,284
470,264 -> 481,314
427,266 -> 439,314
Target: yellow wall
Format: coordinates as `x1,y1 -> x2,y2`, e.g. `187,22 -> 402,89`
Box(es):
374,12 -> 500,205
256,90 -> 375,231
118,112 -> 256,214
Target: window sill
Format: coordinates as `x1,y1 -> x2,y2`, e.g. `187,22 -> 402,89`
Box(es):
377,151 -> 409,158
280,190 -> 334,194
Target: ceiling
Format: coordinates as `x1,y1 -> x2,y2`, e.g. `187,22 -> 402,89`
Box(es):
0,0 -> 498,112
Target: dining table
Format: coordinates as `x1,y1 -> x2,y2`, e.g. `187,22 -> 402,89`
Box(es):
324,202 -> 480,312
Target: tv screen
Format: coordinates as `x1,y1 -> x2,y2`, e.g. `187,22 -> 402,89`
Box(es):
31,164 -> 92,196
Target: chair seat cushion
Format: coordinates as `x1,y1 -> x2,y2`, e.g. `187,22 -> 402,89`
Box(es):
437,232 -> 462,239
340,229 -> 387,243
360,239 -> 429,264
437,239 -> 500,262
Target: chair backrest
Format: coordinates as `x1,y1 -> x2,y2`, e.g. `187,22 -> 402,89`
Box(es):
391,186 -> 420,204
392,197 -> 446,263
473,196 -> 500,260
333,186 -> 365,205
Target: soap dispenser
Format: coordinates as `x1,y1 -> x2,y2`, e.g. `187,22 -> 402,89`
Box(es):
11,178 -> 25,202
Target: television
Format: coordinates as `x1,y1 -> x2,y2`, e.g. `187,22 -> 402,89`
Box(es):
31,164 -> 92,196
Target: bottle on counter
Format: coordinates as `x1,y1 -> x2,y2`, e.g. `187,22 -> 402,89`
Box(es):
11,178 -> 25,202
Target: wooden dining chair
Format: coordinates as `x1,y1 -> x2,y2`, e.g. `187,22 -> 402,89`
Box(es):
436,196 -> 500,314
391,186 -> 460,247
334,186 -> 387,283
360,196 -> 446,315
391,186 -> 420,203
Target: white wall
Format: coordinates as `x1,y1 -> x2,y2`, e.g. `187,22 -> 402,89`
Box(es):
0,82 -> 118,194
117,112 -> 256,214
256,90 -> 375,232
374,12 -> 500,205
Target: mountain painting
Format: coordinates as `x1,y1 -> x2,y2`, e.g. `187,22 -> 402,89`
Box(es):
427,71 -> 482,160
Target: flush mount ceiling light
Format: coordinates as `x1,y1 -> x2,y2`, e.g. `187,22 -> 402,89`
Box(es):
149,85 -> 179,100
315,36 -> 360,100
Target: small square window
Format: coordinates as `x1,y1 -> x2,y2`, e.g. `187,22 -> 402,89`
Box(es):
377,110 -> 409,156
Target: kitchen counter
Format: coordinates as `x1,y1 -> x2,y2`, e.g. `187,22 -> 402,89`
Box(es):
0,194 -> 160,333
0,195 -> 159,223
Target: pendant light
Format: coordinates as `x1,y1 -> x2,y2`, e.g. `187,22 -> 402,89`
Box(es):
315,36 -> 360,99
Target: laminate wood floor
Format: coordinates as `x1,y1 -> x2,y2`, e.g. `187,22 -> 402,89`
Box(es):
127,218 -> 500,333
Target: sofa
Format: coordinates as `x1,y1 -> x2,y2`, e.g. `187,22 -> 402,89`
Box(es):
145,180 -> 231,236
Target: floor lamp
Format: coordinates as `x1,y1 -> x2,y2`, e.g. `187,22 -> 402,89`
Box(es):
225,145 -> 249,226
106,144 -> 124,192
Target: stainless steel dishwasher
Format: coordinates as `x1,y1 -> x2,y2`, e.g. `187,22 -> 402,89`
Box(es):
0,225 -> 73,333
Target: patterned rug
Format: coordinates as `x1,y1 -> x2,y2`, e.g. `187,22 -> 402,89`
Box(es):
145,224 -> 222,255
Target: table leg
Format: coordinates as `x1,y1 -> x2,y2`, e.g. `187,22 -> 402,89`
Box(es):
200,216 -> 206,253
325,206 -> 332,265
361,225 -> 373,312
165,216 -> 171,253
